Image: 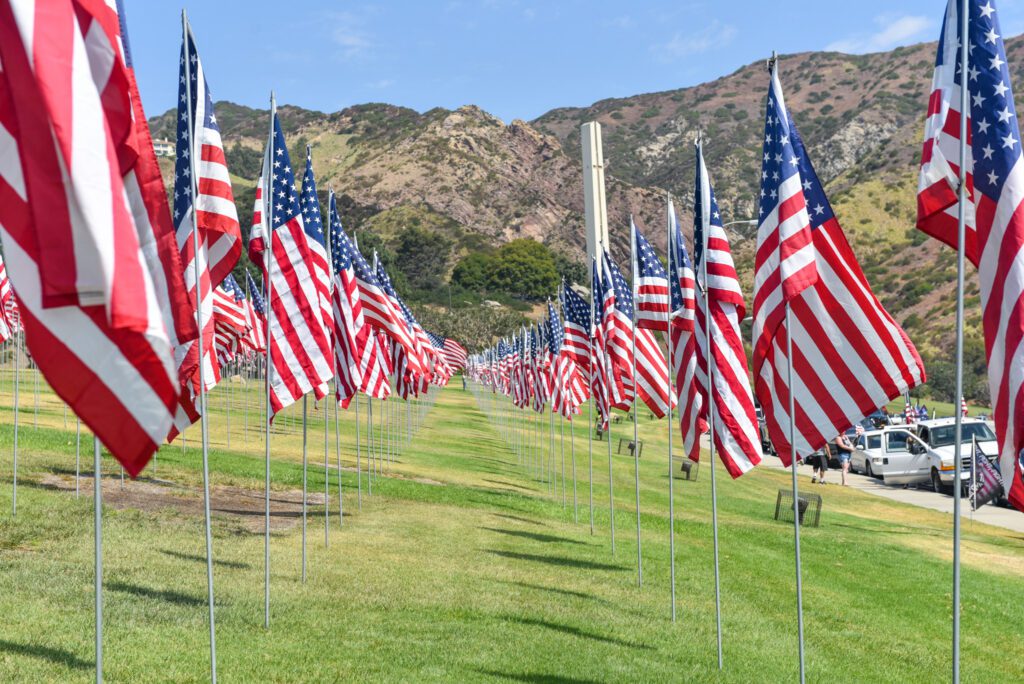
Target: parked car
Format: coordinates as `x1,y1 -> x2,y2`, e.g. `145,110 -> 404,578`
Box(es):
851,430 -> 884,478
909,418 -> 999,494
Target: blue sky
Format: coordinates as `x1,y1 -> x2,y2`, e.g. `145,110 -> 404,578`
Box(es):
127,0 -> 1024,122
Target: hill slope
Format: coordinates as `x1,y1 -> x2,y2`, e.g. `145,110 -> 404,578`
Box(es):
149,37 -> 1022,399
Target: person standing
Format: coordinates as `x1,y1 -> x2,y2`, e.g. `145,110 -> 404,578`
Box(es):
833,432 -> 855,486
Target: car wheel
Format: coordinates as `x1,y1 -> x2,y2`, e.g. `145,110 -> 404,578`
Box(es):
865,461 -> 874,478
931,468 -> 949,495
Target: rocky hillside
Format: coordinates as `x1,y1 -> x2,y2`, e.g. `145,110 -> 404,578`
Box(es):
150,102 -> 663,264
535,37 -> 1024,381
149,36 -> 1024,399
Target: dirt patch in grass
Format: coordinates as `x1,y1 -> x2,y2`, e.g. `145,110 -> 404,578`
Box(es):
39,473 -> 326,533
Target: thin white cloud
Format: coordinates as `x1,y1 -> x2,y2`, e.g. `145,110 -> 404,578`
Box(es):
606,15 -> 635,30
367,78 -> 394,90
826,14 -> 933,54
327,11 -> 374,60
653,20 -> 736,60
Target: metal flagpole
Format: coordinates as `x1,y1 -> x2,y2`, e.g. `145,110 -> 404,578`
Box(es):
666,192 -> 677,622
301,395 -> 308,582
355,393 -> 362,509
76,418 -> 81,499
629,220 -> 642,588
367,398 -> 374,494
560,414 -> 566,507
608,398 -> 615,554
11,326 -> 20,515
33,360 -> 38,429
263,92 -> 277,630
570,415 -> 577,523
952,2 -> 969,678
325,398 -> 331,544
697,156 -> 723,664
182,15 -> 219,674
334,387 -> 343,527
787,306 -> 806,684
589,288 -> 595,535
226,366 -> 232,449
548,409 -> 555,493
93,436 -> 103,684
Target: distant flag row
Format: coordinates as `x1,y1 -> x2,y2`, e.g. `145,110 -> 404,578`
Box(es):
0,3 -> 464,477
471,52 -> 932,485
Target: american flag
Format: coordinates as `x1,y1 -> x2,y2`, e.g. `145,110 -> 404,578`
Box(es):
560,281 -> 591,374
427,332 -> 468,371
298,148 -> 334,348
376,261 -> 430,384
244,272 -> 266,353
548,299 -> 587,419
527,325 -> 545,412
602,250 -> 674,418
632,218 -> 670,331
212,273 -> 248,365
591,258 -> 612,429
693,142 -> 762,478
753,61 -> 925,467
904,402 -> 916,425
0,252 -> 14,343
669,199 -> 706,463
174,19 -> 241,393
971,438 -> 1004,510
0,0 -> 194,474
247,110 -> 333,416
328,191 -> 367,403
347,239 -> 421,376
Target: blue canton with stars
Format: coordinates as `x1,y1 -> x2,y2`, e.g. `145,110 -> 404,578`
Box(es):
945,1 -> 1021,202
222,273 -> 244,303
265,114 -> 301,230
669,203 -> 694,312
693,147 -> 726,269
561,279 -> 591,331
758,69 -> 805,224
328,193 -> 354,276
546,300 -> 564,355
591,257 -> 605,330
299,149 -> 326,248
602,251 -> 633,319
633,220 -> 668,281
246,272 -> 265,316
790,121 -> 835,230
173,30 -> 219,231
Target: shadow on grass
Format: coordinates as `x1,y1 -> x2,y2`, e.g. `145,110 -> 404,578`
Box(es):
160,549 -> 251,570
0,639 -> 91,670
482,479 -> 536,493
505,580 -> 603,602
473,669 -> 601,684
480,527 -> 585,545
491,513 -> 544,526
502,615 -> 652,650
485,550 -> 624,572
106,581 -> 205,607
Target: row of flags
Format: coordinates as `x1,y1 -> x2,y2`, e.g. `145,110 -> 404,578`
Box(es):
470,40 -> 932,485
0,0 -> 466,478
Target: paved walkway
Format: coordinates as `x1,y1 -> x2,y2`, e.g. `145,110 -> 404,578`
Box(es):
760,455 -> 1024,534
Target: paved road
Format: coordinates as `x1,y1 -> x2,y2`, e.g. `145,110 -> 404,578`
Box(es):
759,455 -> 1024,534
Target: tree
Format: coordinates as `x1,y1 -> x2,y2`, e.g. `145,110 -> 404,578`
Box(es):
488,239 -> 559,300
394,226 -> 452,290
451,252 -> 494,292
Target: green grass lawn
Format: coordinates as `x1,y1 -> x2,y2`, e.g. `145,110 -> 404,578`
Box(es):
0,370 -> 1021,682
